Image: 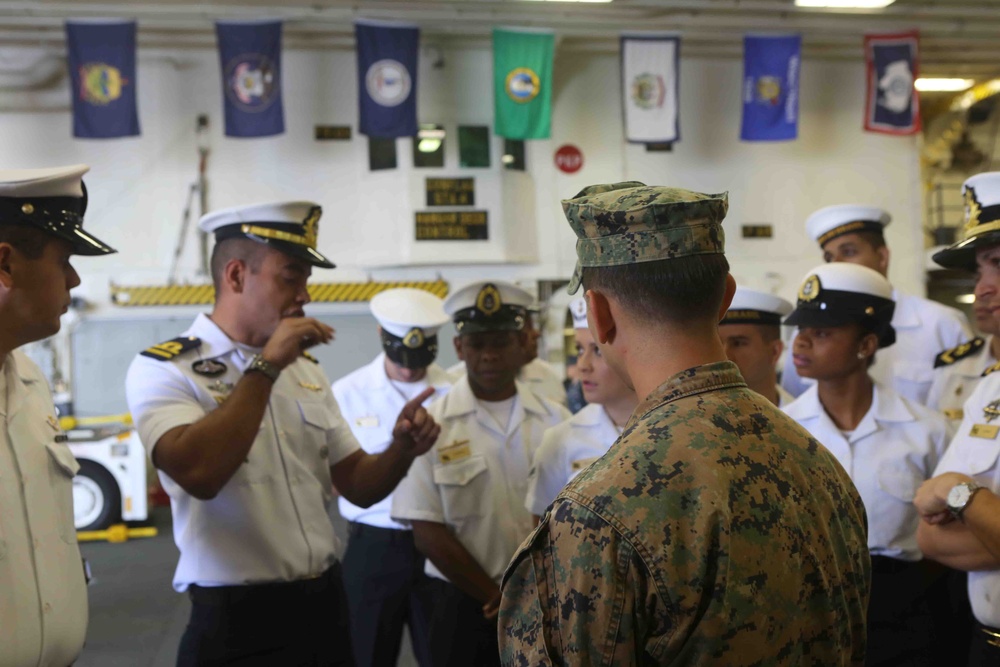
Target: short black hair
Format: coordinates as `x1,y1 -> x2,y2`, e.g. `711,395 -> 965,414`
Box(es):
0,225 -> 50,260
581,254 -> 730,325
210,238 -> 268,291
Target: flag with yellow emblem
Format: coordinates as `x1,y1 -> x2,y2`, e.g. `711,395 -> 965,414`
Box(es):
65,20 -> 140,139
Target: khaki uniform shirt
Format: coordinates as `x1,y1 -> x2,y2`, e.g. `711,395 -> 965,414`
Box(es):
0,351 -> 88,667
499,361 -> 870,666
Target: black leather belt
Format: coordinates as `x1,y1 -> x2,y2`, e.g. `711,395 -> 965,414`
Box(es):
188,563 -> 338,605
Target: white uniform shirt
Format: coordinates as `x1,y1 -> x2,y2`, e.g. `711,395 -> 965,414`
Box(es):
525,404 -> 620,516
783,382 -> 948,561
125,314 -> 361,591
448,358 -> 567,407
390,377 -> 570,583
932,372 -> 1000,627
332,353 -> 453,529
926,337 -> 995,425
781,290 -> 971,405
0,351 -> 88,667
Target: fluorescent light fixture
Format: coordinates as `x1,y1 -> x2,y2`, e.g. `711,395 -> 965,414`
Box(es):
915,78 -> 974,92
795,0 -> 895,7
955,294 -> 976,305
522,0 -> 613,3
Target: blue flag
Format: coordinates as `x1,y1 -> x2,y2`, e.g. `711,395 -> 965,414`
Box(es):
216,21 -> 284,138
864,32 -> 920,135
356,21 -> 419,138
65,21 -> 140,139
741,35 -> 800,142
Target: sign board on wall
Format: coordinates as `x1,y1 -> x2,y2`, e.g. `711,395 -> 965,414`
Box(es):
741,224 -> 774,239
416,211 -> 488,240
426,178 -> 475,207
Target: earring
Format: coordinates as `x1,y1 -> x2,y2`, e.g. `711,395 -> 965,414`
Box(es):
857,352 -> 866,360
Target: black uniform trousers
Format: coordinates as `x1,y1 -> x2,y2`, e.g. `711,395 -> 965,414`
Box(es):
426,578 -> 500,667
341,522 -> 433,667
176,563 -> 354,667
865,556 -> 935,667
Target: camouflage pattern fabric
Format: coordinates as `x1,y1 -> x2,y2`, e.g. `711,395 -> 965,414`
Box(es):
562,183 -> 728,293
498,361 -> 870,666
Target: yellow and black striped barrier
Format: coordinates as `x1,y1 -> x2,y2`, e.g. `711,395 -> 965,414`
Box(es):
110,281 -> 449,307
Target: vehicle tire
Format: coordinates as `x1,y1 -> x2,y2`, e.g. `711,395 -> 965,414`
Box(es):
74,460 -> 121,531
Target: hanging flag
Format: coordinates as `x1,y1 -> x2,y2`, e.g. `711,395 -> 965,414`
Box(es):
356,21 -> 419,138
216,21 -> 284,138
741,35 -> 800,142
864,31 -> 921,135
65,21 -> 140,139
493,28 -> 554,140
621,35 -> 680,144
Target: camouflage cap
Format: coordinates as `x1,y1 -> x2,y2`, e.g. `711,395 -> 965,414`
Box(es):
562,181 -> 728,294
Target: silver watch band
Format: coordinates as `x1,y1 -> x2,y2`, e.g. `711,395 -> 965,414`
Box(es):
245,354 -> 280,383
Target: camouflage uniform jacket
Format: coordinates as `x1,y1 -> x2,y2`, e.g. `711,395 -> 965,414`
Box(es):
498,361 -> 870,666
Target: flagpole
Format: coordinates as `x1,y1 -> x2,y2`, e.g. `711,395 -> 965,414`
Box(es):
196,114 -> 210,277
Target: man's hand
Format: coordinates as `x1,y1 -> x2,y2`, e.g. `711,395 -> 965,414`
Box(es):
261,317 -> 334,369
391,387 -> 441,456
915,472 -> 976,525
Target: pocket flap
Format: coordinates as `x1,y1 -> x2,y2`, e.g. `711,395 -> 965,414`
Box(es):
876,460 -> 922,502
46,441 -> 80,477
433,455 -> 488,487
298,401 -> 333,430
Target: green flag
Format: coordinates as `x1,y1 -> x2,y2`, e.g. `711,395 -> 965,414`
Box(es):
493,28 -> 554,139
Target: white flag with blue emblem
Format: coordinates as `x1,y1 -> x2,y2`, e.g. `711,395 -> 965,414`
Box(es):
621,34 -> 680,143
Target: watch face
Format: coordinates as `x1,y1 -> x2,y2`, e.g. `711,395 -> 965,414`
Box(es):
948,483 -> 972,511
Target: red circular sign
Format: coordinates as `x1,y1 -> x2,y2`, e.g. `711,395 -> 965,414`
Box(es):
554,144 -> 584,174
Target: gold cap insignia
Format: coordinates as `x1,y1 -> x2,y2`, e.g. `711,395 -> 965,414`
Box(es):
964,186 -> 983,234
403,327 -> 425,349
798,274 -> 821,302
303,206 -> 321,248
476,283 -> 502,316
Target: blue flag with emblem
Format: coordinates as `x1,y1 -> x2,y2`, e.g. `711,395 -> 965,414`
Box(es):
65,20 -> 140,139
740,35 -> 800,142
215,21 -> 284,138
864,31 -> 921,135
355,20 -> 419,138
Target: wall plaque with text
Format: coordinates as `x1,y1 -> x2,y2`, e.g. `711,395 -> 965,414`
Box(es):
426,178 -> 475,207
415,211 -> 488,241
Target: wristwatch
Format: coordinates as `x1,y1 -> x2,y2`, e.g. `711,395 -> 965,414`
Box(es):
245,354 -> 280,383
946,481 -> 982,520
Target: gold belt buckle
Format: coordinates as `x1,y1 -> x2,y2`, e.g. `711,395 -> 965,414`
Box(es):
980,626 -> 1000,647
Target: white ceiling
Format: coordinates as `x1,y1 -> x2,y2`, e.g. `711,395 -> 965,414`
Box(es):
1,0 -> 999,79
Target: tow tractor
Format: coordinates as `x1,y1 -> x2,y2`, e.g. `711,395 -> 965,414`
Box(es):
60,414 -> 149,531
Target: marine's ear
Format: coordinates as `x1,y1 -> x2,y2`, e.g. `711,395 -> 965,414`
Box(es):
585,289 -> 616,346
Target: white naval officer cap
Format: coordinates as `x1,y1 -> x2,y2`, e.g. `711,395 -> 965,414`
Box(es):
372,288 -> 449,369
443,280 -> 534,334
785,262 -> 896,348
568,297 -> 589,329
199,201 -> 335,268
933,172 -> 1000,271
370,288 -> 449,338
721,287 -> 793,326
805,205 -> 891,248
0,164 -> 116,255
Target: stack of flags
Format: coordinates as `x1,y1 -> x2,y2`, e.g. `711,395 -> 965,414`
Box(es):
63,20 -> 922,145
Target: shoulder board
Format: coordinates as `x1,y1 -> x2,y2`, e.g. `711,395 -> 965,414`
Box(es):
982,359 -> 1000,377
935,337 -> 985,368
302,351 -> 319,364
140,336 -> 201,361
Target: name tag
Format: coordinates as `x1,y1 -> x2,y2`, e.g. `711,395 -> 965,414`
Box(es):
970,423 -> 1000,440
438,440 -> 471,464
943,408 -> 964,421
571,457 -> 599,472
356,416 -> 379,428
